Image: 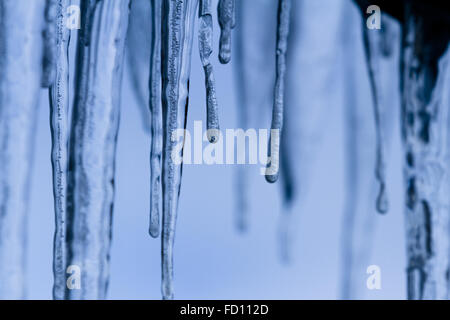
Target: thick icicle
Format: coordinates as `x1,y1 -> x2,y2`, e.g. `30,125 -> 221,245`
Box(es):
65,0 -> 130,299
217,0 -> 235,64
0,1 -> 44,299
199,0 -> 219,143
160,0 -> 198,300
126,0 -> 152,132
265,0 -> 291,184
400,5 -> 450,300
49,0 -> 71,300
362,22 -> 389,214
42,0 -> 58,87
148,0 -> 163,238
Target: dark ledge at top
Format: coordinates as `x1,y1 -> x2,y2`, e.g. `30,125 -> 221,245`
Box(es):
353,0 -> 450,24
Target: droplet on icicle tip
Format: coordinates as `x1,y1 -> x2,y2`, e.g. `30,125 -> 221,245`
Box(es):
376,183 -> 389,214
207,129 -> 220,143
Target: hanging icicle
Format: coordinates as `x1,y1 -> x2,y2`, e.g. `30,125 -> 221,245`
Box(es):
341,5 -> 400,299
149,0 -> 163,238
361,18 -> 389,214
265,0 -> 291,183
199,0 -> 220,143
65,0 -> 130,299
217,0 -> 235,64
160,0 -> 198,300
0,0 -> 45,299
48,0 -> 71,300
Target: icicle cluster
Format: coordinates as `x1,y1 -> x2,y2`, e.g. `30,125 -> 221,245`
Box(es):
2,0 -> 450,302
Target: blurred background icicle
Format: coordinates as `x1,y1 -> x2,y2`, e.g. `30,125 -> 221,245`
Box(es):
233,0 -> 277,232
361,15 -> 389,214
160,0 -> 198,300
0,0 -> 45,299
148,0 -> 163,238
340,2 -> 400,299
126,0 -> 152,132
400,4 -> 450,300
277,0 -> 344,263
65,0 -> 130,299
48,0 -> 71,300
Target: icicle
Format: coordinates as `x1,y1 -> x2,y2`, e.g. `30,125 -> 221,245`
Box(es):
65,0 -> 130,299
149,0 -> 163,238
126,0 -> 152,132
362,24 -> 389,214
49,0 -> 71,300
265,0 -> 291,184
217,0 -> 235,64
400,5 -> 450,300
341,20 -> 378,298
0,0 -> 44,299
341,8 -> 400,299
199,0 -> 219,143
42,0 -> 58,87
160,0 -> 198,300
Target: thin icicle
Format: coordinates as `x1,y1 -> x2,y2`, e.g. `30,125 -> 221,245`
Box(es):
49,0 -> 71,300
362,24 -> 389,214
149,0 -> 163,238
42,0 -> 58,87
0,0 -> 44,299
341,7 -> 400,299
199,0 -> 219,143
66,0 -> 130,299
265,0 -> 291,183
161,0 -> 198,300
217,0 -> 235,64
